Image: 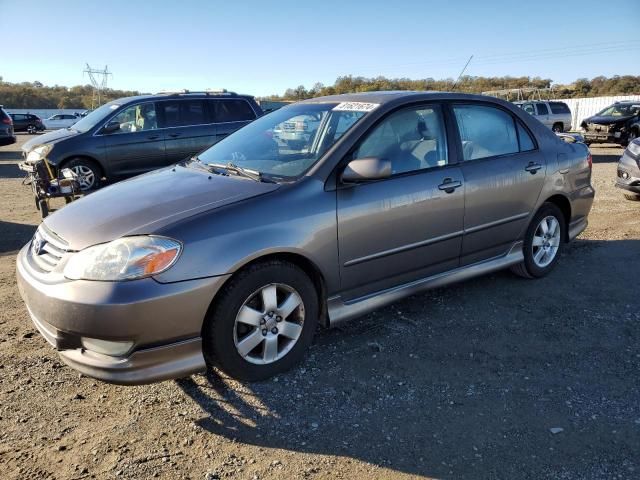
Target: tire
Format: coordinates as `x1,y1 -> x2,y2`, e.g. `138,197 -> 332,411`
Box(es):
202,260 -> 319,381
552,123 -> 564,133
27,125 -> 37,134
623,193 -> 640,201
38,199 -> 49,219
511,203 -> 566,279
63,158 -> 102,191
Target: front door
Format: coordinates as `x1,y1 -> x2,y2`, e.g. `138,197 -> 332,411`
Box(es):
337,104 -> 464,299
102,102 -> 166,178
451,103 -> 547,265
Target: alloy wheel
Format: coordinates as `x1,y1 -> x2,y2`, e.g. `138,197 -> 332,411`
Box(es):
532,215 -> 561,268
233,283 -> 305,365
70,165 -> 95,190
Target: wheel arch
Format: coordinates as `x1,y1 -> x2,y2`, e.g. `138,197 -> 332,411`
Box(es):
542,194 -> 571,242
205,251 -> 329,328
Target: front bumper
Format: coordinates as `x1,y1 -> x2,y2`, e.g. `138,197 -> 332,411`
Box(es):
16,244 -> 230,384
616,151 -> 640,194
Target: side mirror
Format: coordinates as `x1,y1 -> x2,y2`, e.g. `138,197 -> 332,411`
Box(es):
101,121 -> 121,134
341,157 -> 392,183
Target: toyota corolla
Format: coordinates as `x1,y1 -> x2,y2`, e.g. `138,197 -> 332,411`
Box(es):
17,91 -> 594,384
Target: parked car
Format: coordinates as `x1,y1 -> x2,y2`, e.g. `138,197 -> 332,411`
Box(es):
16,91 -> 594,384
581,101 -> 640,146
9,113 -> 45,133
515,101 -> 572,132
273,114 -> 321,149
43,113 -> 80,130
616,137 -> 640,201
0,106 -> 16,146
21,91 -> 262,191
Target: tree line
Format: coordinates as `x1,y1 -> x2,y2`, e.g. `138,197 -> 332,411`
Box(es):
266,75 -> 640,101
1,75 -> 638,108
0,78 -> 140,109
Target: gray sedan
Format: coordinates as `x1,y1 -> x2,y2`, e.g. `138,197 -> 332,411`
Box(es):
16,91 -> 595,384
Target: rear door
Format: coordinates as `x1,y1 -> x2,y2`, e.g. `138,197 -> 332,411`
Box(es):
102,102 -> 167,177
336,103 -> 464,299
535,103 -> 551,127
157,99 -> 217,164
451,103 -> 546,265
209,98 -> 258,142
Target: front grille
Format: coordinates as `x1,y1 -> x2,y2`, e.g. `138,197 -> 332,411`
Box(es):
586,123 -> 613,133
29,224 -> 69,273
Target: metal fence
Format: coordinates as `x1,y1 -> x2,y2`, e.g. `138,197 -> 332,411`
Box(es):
549,95 -> 640,131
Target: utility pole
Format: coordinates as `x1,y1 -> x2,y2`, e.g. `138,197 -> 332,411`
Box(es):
83,64 -> 112,109
451,55 -> 473,91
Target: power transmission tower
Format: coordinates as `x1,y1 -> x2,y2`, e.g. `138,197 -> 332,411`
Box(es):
83,64 -> 112,109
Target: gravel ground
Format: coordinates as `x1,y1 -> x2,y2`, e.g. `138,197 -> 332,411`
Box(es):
0,134 -> 638,480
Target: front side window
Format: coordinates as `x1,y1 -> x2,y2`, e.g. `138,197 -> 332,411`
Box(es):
197,103 -> 368,179
353,105 -> 448,175
536,103 -> 549,115
597,104 -> 640,117
110,103 -> 157,133
453,105 -> 519,161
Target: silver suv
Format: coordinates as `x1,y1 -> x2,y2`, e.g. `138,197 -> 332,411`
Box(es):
516,101 -> 572,133
17,92 -> 594,384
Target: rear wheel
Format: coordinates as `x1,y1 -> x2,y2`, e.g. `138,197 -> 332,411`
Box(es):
511,203 -> 565,278
27,125 -> 37,134
202,260 -> 319,381
64,158 -> 102,191
552,123 -> 564,133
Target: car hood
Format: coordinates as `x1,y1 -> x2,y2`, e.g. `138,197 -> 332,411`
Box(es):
584,115 -> 634,125
22,128 -> 81,153
44,164 -> 280,250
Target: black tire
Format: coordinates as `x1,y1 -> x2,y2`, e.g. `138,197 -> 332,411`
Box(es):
63,158 -> 102,191
511,203 -> 566,279
202,260 -> 319,381
38,199 -> 49,219
552,123 -> 564,133
623,193 -> 640,201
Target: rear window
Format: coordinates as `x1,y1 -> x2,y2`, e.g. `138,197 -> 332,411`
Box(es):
0,108 -> 11,120
210,99 -> 256,122
549,102 -> 570,114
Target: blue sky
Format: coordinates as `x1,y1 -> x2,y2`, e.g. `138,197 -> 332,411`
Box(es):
0,0 -> 636,96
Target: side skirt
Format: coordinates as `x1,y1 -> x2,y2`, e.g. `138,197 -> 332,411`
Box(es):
327,242 -> 524,326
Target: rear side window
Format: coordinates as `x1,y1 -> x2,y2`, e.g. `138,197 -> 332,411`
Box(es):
535,103 -> 549,115
158,100 -> 207,127
549,102 -> 570,114
210,99 -> 256,122
453,105 -> 519,160
517,122 -> 536,151
522,103 -> 535,115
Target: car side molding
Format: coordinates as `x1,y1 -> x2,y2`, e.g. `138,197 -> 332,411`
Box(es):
327,242 -> 524,326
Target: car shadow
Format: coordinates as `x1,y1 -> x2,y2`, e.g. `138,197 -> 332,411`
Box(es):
176,238 -> 640,479
0,220 -> 36,255
590,144 -> 623,164
0,150 -> 22,161
0,162 -> 24,179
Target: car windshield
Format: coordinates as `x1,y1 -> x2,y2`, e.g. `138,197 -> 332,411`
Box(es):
197,103 -> 369,179
596,104 -> 640,117
70,102 -> 122,133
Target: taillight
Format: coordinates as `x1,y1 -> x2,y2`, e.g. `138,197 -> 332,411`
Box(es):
1,117 -> 11,125
587,152 -> 592,169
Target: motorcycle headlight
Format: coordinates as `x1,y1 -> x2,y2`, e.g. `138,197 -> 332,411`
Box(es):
64,236 -> 182,281
26,144 -> 53,162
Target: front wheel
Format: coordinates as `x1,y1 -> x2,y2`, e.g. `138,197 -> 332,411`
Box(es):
202,261 -> 319,381
64,158 -> 102,191
511,203 -> 566,278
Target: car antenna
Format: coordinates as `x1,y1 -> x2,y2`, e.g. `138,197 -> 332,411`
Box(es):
451,55 -> 474,91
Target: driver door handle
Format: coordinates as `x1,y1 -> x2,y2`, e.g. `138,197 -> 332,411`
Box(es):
438,178 -> 462,193
525,162 -> 543,174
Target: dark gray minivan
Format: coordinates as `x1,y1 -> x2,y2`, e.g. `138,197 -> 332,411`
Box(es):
21,91 -> 262,190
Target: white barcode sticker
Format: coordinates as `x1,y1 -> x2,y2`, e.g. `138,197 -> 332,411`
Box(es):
332,102 -> 380,112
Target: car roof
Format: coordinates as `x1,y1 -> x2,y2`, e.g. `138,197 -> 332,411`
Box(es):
299,90 -> 499,105
109,92 -> 255,105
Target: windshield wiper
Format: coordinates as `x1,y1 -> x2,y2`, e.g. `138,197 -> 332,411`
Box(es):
208,162 -> 273,183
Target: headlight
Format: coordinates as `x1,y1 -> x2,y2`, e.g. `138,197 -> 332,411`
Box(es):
64,236 -> 182,281
627,140 -> 640,158
26,144 -> 53,162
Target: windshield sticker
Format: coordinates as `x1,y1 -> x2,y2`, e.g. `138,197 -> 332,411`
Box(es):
333,102 -> 379,112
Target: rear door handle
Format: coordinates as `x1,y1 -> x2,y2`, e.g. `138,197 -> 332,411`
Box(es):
147,135 -> 160,140
168,132 -> 182,138
438,178 -> 463,193
525,162 -> 542,174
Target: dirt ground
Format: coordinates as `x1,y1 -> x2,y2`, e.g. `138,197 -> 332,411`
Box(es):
0,133 -> 638,480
